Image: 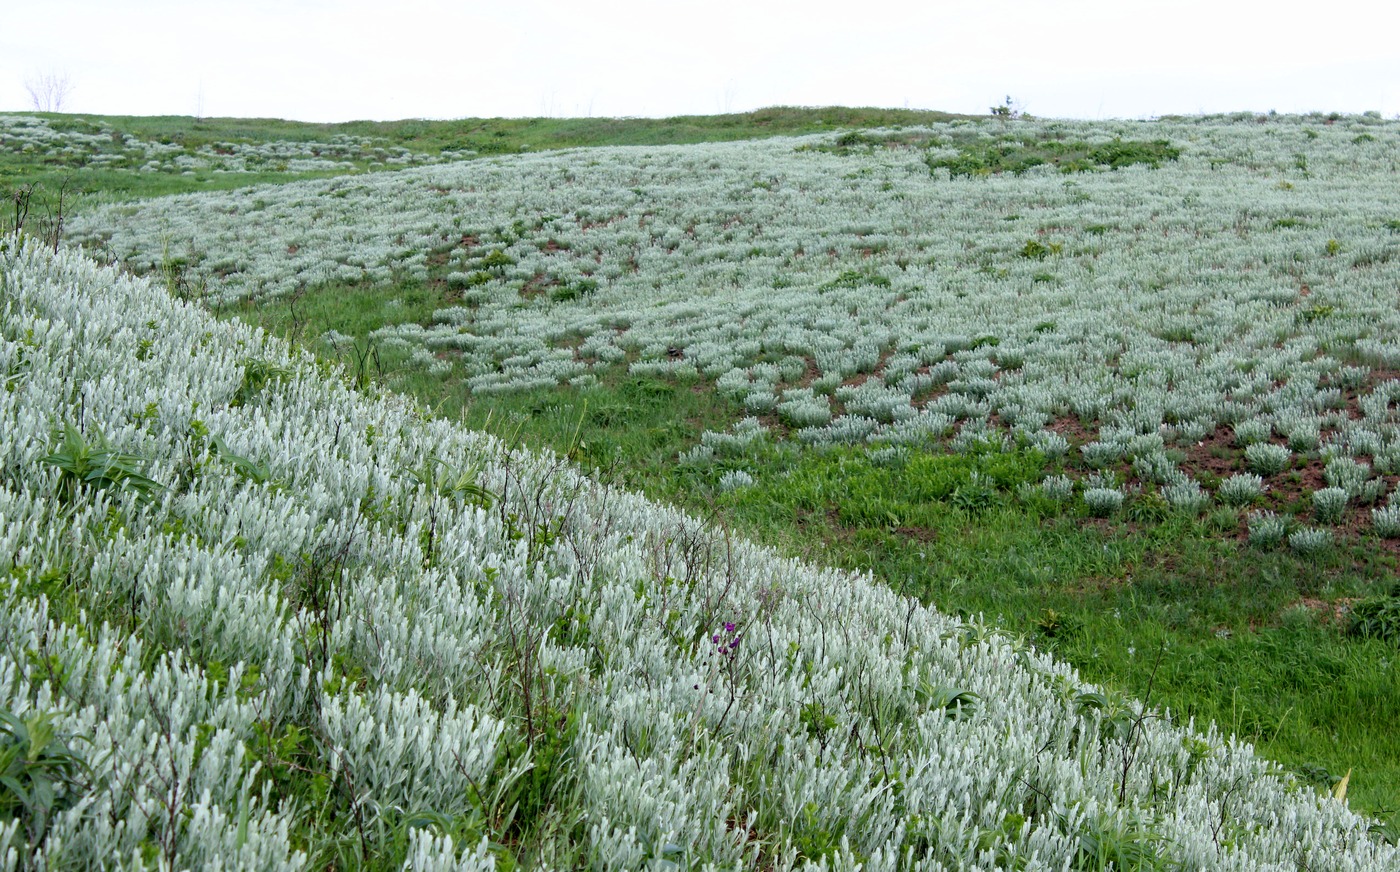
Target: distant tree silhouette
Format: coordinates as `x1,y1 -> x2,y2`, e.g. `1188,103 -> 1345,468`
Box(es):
25,71 -> 74,112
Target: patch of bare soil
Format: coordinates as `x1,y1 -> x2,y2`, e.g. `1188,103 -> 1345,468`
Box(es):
839,350 -> 897,389
894,526 -> 938,543
1175,426 -> 1245,483
1286,597 -> 1361,625
1045,415 -> 1099,447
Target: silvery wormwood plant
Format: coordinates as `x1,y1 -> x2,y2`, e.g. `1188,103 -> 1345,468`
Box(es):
3,210 -> 1397,866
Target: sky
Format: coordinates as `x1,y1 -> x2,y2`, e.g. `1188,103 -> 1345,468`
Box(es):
2,0 -> 1397,123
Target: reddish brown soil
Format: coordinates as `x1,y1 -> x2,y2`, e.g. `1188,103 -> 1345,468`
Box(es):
1045,415 -> 1098,446
909,385 -> 950,410
1175,426 -> 1241,482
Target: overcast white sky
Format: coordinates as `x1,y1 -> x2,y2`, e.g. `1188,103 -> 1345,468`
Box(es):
3,0 -> 1397,122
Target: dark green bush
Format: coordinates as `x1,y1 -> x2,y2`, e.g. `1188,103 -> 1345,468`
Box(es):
1348,583 -> 1400,645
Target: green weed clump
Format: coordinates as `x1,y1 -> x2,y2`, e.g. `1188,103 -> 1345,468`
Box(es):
0,710 -> 91,858
40,422 -> 162,504
1019,238 -> 1062,260
926,135 -> 1180,178
1348,584 -> 1400,645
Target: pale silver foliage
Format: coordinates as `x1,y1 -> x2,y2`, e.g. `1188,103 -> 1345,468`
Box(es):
1313,487 -> 1351,525
0,115 -> 445,175
1163,480 -> 1210,513
7,128 -> 1400,867
1245,443 -> 1292,476
1289,526 -> 1334,555
1038,474 -> 1075,503
1370,504 -> 1400,538
1083,487 -> 1125,517
1248,511 -> 1290,548
62,114 -> 1400,474
1218,473 -> 1265,506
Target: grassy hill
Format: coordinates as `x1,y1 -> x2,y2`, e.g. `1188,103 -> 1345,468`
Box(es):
2,106 -> 1399,863
1,231 -> 1394,870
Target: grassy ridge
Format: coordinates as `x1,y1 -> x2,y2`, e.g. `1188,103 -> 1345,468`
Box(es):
1,106 -> 972,203
86,105 -> 976,151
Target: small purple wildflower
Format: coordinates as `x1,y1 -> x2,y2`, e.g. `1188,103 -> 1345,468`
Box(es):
707,620 -> 743,662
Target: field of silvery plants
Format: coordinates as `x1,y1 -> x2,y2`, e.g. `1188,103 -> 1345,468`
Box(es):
3,225 -> 1398,866
66,113 -> 1400,538
0,115 -> 458,176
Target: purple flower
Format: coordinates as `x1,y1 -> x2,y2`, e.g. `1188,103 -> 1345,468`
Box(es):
724,622 -> 736,633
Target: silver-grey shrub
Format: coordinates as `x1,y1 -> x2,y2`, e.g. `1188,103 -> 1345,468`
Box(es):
59,113 -> 1400,467
1217,473 -> 1265,506
717,469 -> 755,491
1083,487 -> 1125,517
1312,487 -> 1350,524
776,388 -> 832,427
1248,511 -> 1290,548
1244,442 -> 1291,476
20,124 -> 1400,868
1371,504 -> 1400,538
1163,480 -> 1210,513
1289,526 -> 1334,555
1039,474 -> 1075,502
1324,456 -> 1372,496
1232,419 -> 1272,446
1080,441 -> 1124,468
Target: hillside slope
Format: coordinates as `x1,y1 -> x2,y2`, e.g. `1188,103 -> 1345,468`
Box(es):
1,240 -> 1395,867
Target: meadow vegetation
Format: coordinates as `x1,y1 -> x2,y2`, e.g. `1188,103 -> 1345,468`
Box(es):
2,106 -> 1400,866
